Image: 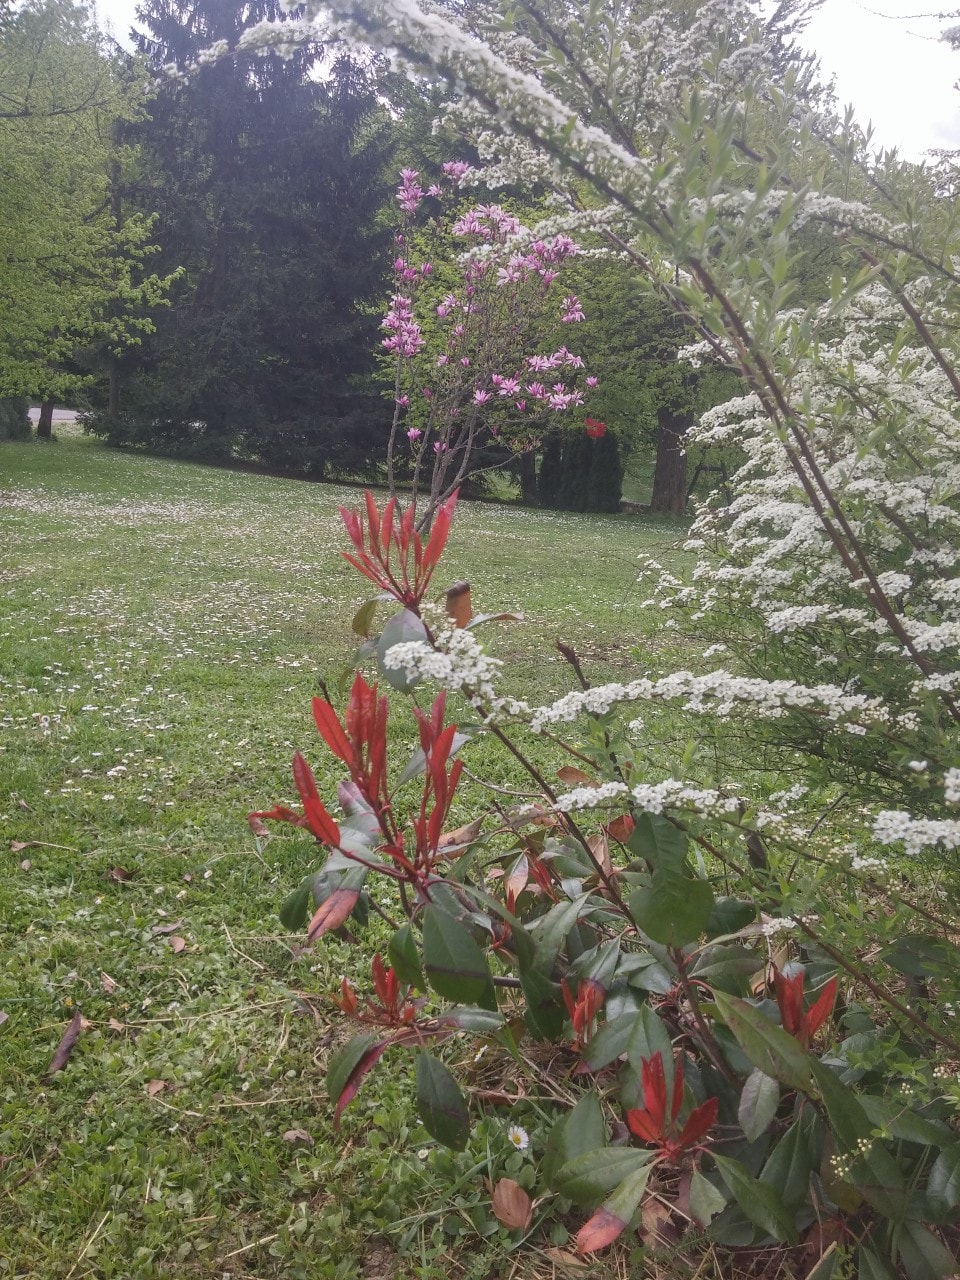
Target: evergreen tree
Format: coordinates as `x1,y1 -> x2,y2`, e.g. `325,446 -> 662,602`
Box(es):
98,0 -> 394,474
537,430 -> 563,506
585,430 -> 623,513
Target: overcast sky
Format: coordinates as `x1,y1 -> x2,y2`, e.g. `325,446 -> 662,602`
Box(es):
89,0 -> 960,161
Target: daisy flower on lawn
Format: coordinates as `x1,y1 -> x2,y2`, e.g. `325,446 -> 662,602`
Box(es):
507,1124 -> 529,1151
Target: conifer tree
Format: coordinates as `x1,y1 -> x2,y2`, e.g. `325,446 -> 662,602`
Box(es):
99,0 -> 394,473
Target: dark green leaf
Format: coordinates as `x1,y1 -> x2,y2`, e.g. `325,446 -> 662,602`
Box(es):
415,1053 -> 470,1151
858,1245 -> 897,1280
627,813 -> 689,870
860,1097 -> 953,1149
705,896 -> 757,938
553,1147 -> 655,1206
279,875 -> 315,930
759,1112 -> 817,1208
739,1068 -> 780,1143
527,897 -> 585,973
388,922 -> 424,991
629,869 -> 714,947
327,1032 -> 379,1107
423,906 -> 497,1012
543,1093 -> 605,1190
882,935 -> 956,980
520,966 -> 566,1040
714,992 -> 814,1092
897,1219 -> 958,1280
926,1144 -> 960,1219
582,1004 -> 673,1080
713,1154 -> 797,1243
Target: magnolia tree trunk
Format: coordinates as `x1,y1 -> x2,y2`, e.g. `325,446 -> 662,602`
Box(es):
649,405 -> 691,515
517,450 -> 538,505
36,400 -> 55,440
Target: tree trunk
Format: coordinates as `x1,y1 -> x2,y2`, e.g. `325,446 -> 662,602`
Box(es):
517,450 -> 538,505
36,400 -> 55,440
649,405 -> 691,515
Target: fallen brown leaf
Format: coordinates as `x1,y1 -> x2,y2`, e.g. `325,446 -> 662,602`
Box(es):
151,920 -> 184,936
556,766 -> 597,787
437,817 -> 484,852
282,1128 -> 313,1145
108,1018 -> 125,1033
100,972 -> 118,994
146,1079 -> 166,1098
10,840 -> 29,853
107,866 -> 135,883
169,935 -> 187,954
491,1178 -> 533,1232
0,1010 -> 8,1027
45,1010 -> 84,1077
445,581 -> 472,628
19,859 -> 31,872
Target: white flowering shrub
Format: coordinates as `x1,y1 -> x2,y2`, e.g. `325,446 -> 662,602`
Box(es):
242,0 -> 960,1271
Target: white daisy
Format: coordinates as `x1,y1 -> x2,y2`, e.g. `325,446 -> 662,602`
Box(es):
506,1124 -> 529,1151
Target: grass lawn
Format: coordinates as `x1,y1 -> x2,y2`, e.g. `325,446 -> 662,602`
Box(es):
0,431 -> 689,1279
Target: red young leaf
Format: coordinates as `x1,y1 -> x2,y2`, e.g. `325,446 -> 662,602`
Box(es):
445,581 -> 472,629
311,698 -> 354,767
292,752 -> 341,846
806,976 -> 838,1038
576,1206 -> 627,1254
307,888 -> 361,943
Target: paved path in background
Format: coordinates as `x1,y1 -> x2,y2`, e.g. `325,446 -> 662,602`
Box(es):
27,407 -> 79,425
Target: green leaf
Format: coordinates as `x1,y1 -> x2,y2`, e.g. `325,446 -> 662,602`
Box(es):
858,1245 -> 897,1280
441,1006 -> 504,1033
629,868 -> 714,947
806,1250 -> 841,1280
705,896 -> 757,938
553,1147 -> 655,1206
627,812 -> 689,870
415,1053 -> 470,1151
926,1144 -> 960,1219
689,1169 -> 727,1227
896,1219 -> 958,1280
351,598 -> 378,638
527,897 -> 585,973
582,1004 -> 673,1081
519,966 -> 566,1040
279,874 -> 316,930
738,1068 -> 780,1143
759,1112 -> 817,1208
388,922 -> 424,991
326,1032 -> 379,1107
422,906 -> 497,1012
713,1154 -> 798,1243
376,609 -> 428,691
397,730 -> 472,787
860,1097 -> 953,1149
714,992 -> 814,1092
543,1093 -> 605,1190
576,1162 -> 654,1253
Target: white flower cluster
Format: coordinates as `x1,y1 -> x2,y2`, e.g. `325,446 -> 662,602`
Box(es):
527,670 -> 888,733
382,627 -> 504,702
944,768 -> 960,804
873,810 -> 960,856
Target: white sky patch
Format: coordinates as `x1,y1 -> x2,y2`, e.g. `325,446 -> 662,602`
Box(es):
798,0 -> 960,159
90,0 -> 960,159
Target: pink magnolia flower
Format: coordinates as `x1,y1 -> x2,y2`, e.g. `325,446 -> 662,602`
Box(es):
473,388 -> 491,404
407,427 -> 422,441
396,395 -> 410,408
433,441 -> 448,453
561,295 -> 584,323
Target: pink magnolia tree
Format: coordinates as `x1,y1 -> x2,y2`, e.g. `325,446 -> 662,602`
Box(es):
382,164 -> 599,529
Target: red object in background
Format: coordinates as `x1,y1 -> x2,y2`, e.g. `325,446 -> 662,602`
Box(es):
585,417 -> 606,438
